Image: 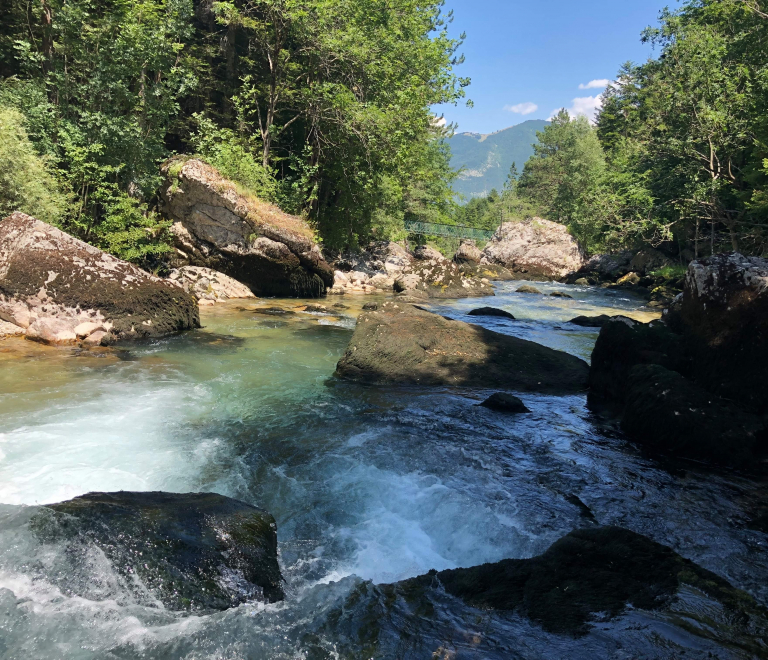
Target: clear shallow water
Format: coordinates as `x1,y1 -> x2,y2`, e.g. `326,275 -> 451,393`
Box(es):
0,284 -> 766,659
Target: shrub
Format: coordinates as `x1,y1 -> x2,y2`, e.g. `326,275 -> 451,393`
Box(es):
0,105 -> 67,224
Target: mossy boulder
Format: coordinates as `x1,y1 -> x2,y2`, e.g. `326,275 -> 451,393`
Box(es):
0,212 -> 199,344
335,302 -> 588,392
394,257 -> 494,299
36,491 -> 283,612
161,158 -> 334,297
392,526 -> 763,637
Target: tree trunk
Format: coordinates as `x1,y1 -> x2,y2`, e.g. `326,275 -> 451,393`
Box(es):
225,22 -> 237,121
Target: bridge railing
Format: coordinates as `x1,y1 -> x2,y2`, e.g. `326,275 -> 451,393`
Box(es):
403,219 -> 496,241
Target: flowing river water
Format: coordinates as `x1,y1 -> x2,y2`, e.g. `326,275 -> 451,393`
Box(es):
0,281 -> 767,659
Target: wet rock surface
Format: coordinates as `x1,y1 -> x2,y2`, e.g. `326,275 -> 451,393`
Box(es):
622,364 -> 765,467
467,307 -> 515,320
568,314 -> 612,327
481,218 -> 585,280
161,158 -> 333,297
38,491 -> 283,611
335,302 -> 589,391
0,212 -> 199,344
480,392 -> 530,413
390,526 -> 764,637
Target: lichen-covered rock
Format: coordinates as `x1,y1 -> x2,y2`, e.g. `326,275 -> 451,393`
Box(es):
622,364 -> 765,467
38,491 -> 284,612
412,244 -> 445,261
453,239 -> 482,264
169,265 -> 255,304
460,262 -> 516,280
481,218 -> 585,280
161,158 -> 333,297
330,241 -> 413,294
391,526 -> 762,637
0,319 -> 24,338
335,302 -> 589,391
677,252 -> 768,415
394,257 -> 494,299
516,285 -> 542,294
0,213 -> 199,345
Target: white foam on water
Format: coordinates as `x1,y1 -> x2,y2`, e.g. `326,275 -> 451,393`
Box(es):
0,373 -> 222,505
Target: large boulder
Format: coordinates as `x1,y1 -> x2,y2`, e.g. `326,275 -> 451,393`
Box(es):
169,265 -> 255,305
394,255 -> 494,299
622,364 -> 765,467
392,526 -> 761,637
676,253 -> 768,415
330,241 -> 414,294
160,158 -> 334,297
38,491 -> 284,611
0,213 -> 199,345
481,217 -> 585,280
452,239 -> 482,264
589,316 -> 689,405
335,302 -> 589,391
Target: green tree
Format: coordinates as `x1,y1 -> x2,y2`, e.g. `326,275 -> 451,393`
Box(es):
517,110 -> 607,250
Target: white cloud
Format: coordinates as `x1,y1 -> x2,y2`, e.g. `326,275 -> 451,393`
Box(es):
504,102 -> 538,115
432,115 -> 447,127
579,79 -> 610,90
550,95 -> 604,124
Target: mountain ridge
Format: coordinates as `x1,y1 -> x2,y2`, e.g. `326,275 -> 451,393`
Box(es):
448,119 -> 548,200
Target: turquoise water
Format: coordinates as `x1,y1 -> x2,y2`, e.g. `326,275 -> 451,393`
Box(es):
0,282 -> 766,659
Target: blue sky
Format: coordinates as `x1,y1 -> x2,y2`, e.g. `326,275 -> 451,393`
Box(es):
434,0 -> 678,134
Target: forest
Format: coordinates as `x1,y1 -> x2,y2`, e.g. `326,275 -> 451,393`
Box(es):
465,0 -> 768,259
1,0 -> 767,263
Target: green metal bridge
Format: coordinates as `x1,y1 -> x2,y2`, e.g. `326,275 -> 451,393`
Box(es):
404,219 -> 496,241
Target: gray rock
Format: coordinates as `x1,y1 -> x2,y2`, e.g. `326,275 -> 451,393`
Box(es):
516,285 -> 543,294
335,302 -> 589,391
468,307 -> 515,320
453,239 -> 482,264
161,158 -> 333,297
480,392 -> 530,413
0,213 -> 199,345
481,218 -> 585,280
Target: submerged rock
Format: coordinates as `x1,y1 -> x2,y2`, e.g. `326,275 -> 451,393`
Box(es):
549,291 -> 573,298
622,364 -> 765,467
335,302 -> 588,391
480,392 -> 530,413
392,526 -> 760,637
161,158 -> 333,297
467,307 -> 515,320
481,218 -> 585,280
38,491 -> 283,611
0,212 -> 199,345
516,285 -> 542,294
169,265 -> 255,303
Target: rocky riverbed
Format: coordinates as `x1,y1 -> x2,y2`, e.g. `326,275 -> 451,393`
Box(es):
1,278 -> 767,659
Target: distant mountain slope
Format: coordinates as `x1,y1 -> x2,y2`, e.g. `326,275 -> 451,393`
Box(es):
448,119 -> 548,200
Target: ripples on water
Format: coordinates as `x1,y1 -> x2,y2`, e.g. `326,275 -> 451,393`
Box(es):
0,281 -> 766,659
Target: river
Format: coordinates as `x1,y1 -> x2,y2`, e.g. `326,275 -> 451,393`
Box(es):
0,281 -> 766,659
